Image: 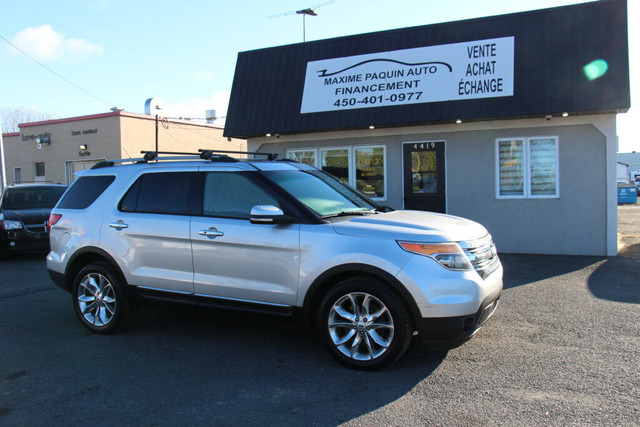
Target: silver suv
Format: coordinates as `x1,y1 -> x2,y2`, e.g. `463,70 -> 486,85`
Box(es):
47,150 -> 502,369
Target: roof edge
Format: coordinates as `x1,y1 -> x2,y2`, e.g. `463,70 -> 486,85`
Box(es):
18,111 -> 224,131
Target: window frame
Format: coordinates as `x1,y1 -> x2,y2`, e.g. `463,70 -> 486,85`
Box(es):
286,144 -> 388,201
353,145 -> 387,200
118,171 -> 197,216
34,162 -> 45,177
495,136 -> 559,199
285,149 -> 319,167
319,146 -> 351,187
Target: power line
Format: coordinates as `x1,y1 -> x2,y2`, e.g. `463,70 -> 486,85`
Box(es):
160,121 -> 236,145
0,33 -> 115,108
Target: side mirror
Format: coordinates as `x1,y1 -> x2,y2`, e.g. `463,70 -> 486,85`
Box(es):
250,205 -> 295,225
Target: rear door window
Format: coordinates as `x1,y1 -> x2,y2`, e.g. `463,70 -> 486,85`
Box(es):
120,172 -> 195,215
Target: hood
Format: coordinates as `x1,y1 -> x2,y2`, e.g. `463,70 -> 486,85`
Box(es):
1,208 -> 52,224
330,210 -> 488,243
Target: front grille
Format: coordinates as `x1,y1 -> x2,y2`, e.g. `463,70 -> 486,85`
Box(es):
459,234 -> 500,279
23,221 -> 47,233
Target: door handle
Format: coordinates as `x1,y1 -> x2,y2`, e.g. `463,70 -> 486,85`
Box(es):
108,220 -> 129,230
198,228 -> 224,238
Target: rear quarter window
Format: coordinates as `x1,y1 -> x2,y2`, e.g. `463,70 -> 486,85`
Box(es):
57,176 -> 116,209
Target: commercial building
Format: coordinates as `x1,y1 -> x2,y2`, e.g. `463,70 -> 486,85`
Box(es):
224,0 -> 630,256
1,110 -> 244,185
618,152 -> 640,179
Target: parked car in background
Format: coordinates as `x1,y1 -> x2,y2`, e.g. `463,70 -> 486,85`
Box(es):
0,183 -> 68,254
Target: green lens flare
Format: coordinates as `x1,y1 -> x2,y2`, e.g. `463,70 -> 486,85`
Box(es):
583,60 -> 609,81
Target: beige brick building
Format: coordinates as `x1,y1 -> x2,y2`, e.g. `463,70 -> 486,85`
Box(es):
0,110 -> 245,186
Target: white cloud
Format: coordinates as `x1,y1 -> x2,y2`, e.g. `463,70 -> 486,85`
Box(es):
190,70 -> 215,80
10,24 -> 103,62
161,91 -> 231,125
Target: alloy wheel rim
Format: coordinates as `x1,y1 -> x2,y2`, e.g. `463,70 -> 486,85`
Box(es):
328,292 -> 394,361
77,272 -> 116,327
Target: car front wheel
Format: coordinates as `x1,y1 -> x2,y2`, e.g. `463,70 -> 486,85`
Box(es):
318,276 -> 413,369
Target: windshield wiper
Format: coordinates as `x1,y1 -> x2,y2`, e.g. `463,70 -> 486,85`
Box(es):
375,206 -> 394,213
322,209 -> 377,219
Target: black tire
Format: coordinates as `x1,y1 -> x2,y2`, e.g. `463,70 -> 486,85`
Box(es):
317,276 -> 413,370
71,261 -> 134,334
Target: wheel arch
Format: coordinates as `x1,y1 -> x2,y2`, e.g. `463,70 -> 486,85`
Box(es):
64,247 -> 128,292
302,263 -> 421,329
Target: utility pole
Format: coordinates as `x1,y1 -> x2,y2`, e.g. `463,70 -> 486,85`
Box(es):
155,114 -> 159,152
0,120 -> 6,189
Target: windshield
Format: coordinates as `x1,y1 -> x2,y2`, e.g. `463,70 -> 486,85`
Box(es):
1,186 -> 67,210
265,170 -> 377,218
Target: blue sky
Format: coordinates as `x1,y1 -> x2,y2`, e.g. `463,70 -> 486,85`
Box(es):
1,0 -> 637,151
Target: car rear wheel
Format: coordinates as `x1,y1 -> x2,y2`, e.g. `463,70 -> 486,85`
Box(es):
72,261 -> 133,334
318,276 -> 413,370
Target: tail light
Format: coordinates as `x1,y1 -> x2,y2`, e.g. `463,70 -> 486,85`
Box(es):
47,214 -> 62,232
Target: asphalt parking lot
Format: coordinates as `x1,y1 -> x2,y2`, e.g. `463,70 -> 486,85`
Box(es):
1,208 -> 639,426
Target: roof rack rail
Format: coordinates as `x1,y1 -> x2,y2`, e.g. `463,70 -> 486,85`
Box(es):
8,180 -> 62,185
139,150 -> 279,161
90,149 -> 281,169
197,149 -> 279,161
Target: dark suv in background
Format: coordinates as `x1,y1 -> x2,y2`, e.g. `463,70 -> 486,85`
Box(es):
0,183 -> 67,254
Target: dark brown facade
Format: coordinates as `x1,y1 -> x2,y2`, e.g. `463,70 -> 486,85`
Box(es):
225,0 -> 629,139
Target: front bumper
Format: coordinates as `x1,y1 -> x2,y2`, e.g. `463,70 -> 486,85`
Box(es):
0,229 -> 50,253
416,293 -> 500,348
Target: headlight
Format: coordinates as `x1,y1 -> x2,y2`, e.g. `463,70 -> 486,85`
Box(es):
2,220 -> 23,230
398,241 -> 473,271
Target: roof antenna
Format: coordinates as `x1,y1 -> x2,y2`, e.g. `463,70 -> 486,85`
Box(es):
122,146 -> 133,160
268,1 -> 335,42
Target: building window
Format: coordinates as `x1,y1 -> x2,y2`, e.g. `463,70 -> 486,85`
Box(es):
497,138 -> 525,196
411,149 -> 438,194
13,168 -> 21,184
529,137 -> 558,196
496,136 -> 559,198
66,159 -> 106,184
355,146 -> 385,198
320,148 -> 350,185
34,162 -> 45,177
286,149 -> 317,166
286,145 -> 387,200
